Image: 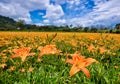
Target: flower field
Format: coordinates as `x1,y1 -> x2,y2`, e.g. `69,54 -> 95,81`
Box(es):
0,32 -> 120,84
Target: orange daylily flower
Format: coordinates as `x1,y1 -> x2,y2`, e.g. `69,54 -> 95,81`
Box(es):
28,66 -> 34,72
114,66 -> 118,69
38,44 -> 60,57
99,47 -> 107,54
20,68 -> 26,72
66,53 -> 98,78
8,66 -> 15,71
0,64 -> 6,68
87,44 -> 96,52
10,47 -> 35,62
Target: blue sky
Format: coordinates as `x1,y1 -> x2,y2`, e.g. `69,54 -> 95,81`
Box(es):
0,0 -> 120,27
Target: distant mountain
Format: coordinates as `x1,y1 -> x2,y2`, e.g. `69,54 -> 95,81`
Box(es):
0,15 -> 16,30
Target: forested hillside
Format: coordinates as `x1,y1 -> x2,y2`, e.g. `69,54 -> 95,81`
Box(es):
0,15 -> 16,30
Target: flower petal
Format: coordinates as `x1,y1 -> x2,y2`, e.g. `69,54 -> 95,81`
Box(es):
69,65 -> 80,76
81,67 -> 90,78
85,58 -> 98,66
66,59 -> 74,64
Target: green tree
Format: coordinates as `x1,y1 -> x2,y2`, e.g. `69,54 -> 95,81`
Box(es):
16,19 -> 25,30
116,23 -> 120,30
84,27 -> 89,32
90,28 -> 98,33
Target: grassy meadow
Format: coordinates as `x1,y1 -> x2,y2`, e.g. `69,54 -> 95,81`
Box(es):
0,31 -> 120,84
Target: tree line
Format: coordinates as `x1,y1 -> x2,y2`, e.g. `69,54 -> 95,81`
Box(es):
0,15 -> 120,33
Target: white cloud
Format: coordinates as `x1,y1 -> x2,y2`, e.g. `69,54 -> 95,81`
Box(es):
93,0 -> 109,6
43,4 -> 64,20
51,0 -> 66,4
43,19 -> 50,23
68,0 -> 120,26
89,0 -> 120,24
53,19 -> 66,25
66,0 -> 81,8
0,0 -> 50,23
0,2 -> 31,23
21,0 -> 49,10
0,0 -> 65,24
0,0 -> 120,26
35,23 -> 45,26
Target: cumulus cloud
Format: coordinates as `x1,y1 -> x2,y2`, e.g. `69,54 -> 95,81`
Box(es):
0,2 -> 31,23
88,0 -> 120,25
43,19 -> 50,23
0,0 -> 120,26
35,23 -> 45,26
43,4 -> 64,20
0,0 -> 49,23
51,0 -> 66,4
0,0 -> 65,24
66,0 -> 81,9
68,0 -> 120,26
53,19 -> 66,25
